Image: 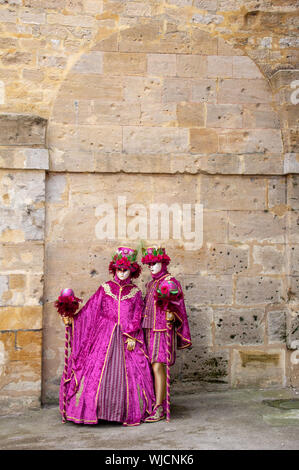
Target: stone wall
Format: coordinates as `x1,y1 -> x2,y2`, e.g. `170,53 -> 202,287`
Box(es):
0,0 -> 298,410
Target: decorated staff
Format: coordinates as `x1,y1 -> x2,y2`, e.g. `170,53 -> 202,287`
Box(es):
141,246 -> 192,423
54,288 -> 82,423
155,279 -> 179,422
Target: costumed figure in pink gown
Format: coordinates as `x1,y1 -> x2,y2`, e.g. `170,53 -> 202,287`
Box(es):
141,246 -> 192,422
58,246 -> 155,426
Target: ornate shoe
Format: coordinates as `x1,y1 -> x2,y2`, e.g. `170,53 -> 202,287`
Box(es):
144,403 -> 165,423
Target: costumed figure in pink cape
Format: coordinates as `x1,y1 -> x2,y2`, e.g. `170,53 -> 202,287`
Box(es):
58,247 -> 155,426
141,246 -> 192,422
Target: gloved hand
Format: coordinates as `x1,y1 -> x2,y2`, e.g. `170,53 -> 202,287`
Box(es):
126,337 -> 136,351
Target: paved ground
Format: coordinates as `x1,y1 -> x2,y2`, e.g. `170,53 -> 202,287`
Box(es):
1,382 -> 299,450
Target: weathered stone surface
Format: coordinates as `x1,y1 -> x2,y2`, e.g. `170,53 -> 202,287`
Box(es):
0,115 -> 46,147
0,306 -> 42,330
123,126 -> 189,154
218,79 -> 272,104
252,245 -> 285,274
182,346 -> 229,382
268,309 -> 287,344
0,170 -> 45,242
147,53 -> 176,76
200,175 -> 266,210
206,104 -> 243,128
103,52 -> 147,75
183,274 -> 233,305
177,103 -> 205,127
229,211 -> 287,243
235,275 -> 285,305
231,348 -> 285,387
205,243 -> 249,274
214,307 -> 265,345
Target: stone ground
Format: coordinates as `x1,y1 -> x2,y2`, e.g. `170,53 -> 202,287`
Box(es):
1,382 -> 299,451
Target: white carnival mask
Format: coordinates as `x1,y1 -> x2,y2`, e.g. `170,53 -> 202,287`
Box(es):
116,268 -> 131,280
149,262 -> 162,275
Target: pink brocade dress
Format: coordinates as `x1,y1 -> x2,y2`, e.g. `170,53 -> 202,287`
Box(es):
59,279 -> 155,426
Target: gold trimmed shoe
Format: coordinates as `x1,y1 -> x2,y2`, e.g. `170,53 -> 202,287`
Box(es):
144,404 -> 165,423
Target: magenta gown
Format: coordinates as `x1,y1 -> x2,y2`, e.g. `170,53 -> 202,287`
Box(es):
59,278 -> 155,426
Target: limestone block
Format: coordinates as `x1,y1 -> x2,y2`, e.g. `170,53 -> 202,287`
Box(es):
218,129 -> 283,154
37,55 -> 67,69
217,37 -> 244,56
190,128 -> 218,154
243,153 -> 284,175
267,176 -> 286,210
231,348 -> 285,387
57,73 -> 123,101
140,102 -> 176,126
119,19 -> 162,53
243,104 -> 280,129
0,148 -> 48,170
214,307 -> 265,345
287,210 -> 299,243
233,56 -> 264,79
0,170 -> 45,242
268,309 -> 287,344
206,104 -> 243,128
207,56 -> 233,78
202,211 -> 228,243
0,306 -> 42,330
123,1 -> 152,17
251,103 -> 282,129
123,126 -> 189,154
46,13 -> 96,28
191,79 -> 217,103
235,275 -> 284,305
159,30 -> 192,54
0,243 -> 44,272
177,103 -> 205,127
182,345 -> 229,382
218,79 -> 272,104
0,276 -> 9,307
287,175 -> 299,209
72,51 -> 103,74
253,245 -> 285,274
19,9 -> 46,24
229,211 -> 287,244
187,305 -> 213,347
176,55 -> 207,78
103,52 -> 147,75
288,245 -> 299,276
48,123 -> 122,154
123,76 -> 162,103
0,115 -> 46,147
147,53 -> 176,76
284,153 -> 299,175
191,28 -> 217,55
162,78 -> 191,103
182,274 -> 233,305
199,175 -> 266,210
205,243 -> 249,274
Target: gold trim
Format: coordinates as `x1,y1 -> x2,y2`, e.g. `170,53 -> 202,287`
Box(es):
121,287 -> 139,301
75,376 -> 85,407
122,334 -> 130,421
102,282 -> 118,301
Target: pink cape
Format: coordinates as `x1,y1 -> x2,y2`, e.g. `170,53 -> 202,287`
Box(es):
59,279 -> 155,425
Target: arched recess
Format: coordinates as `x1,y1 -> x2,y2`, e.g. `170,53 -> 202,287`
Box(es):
43,23 -> 289,403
